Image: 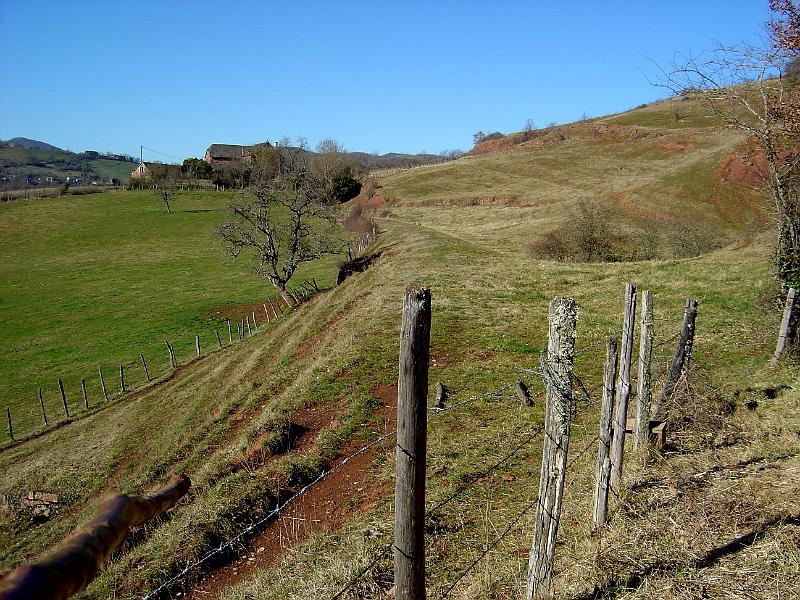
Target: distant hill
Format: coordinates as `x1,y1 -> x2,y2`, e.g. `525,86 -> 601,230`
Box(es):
0,137 -> 64,152
0,140 -> 139,189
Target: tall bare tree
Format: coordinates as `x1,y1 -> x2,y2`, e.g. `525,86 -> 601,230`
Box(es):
217,148 -> 341,303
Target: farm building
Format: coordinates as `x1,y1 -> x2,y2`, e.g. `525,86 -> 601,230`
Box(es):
131,162 -> 149,179
203,142 -> 272,165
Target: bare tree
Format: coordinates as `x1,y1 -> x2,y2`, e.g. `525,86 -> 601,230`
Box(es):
656,15 -> 800,291
217,149 -> 341,304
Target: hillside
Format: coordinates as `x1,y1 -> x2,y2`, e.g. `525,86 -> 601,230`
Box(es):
0,142 -> 138,188
0,137 -> 63,152
1,98 -> 798,599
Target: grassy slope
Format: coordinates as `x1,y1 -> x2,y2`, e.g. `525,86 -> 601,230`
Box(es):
0,190 -> 338,435
1,98 -> 798,599
0,146 -> 136,183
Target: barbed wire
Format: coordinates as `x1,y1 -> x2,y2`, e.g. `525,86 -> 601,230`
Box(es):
437,430 -> 603,597
142,378 -> 522,599
327,410 -> 545,599
142,428 -> 398,599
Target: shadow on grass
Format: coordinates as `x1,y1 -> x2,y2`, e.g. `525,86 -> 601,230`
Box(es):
576,514 -> 800,599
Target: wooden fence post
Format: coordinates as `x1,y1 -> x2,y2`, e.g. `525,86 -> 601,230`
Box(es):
227,320 -> 233,345
195,335 -> 201,357
59,379 -> 69,418
263,303 -> 270,322
515,380 -> 533,406
6,407 -> 13,441
246,316 -> 252,336
98,367 -> 108,401
653,298 -> 698,422
215,329 -> 222,349
39,388 -> 48,426
434,382 -> 447,409
269,300 -> 278,319
593,338 -> 618,530
394,285 -> 431,600
165,340 -> 175,369
527,297 -> 577,600
635,290 -> 653,450
119,365 -> 125,394
610,283 -> 636,491
771,287 -> 796,367
140,353 -> 151,382
252,311 -> 258,331
81,379 -> 88,410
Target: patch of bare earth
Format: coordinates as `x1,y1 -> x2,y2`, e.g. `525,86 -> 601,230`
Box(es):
186,386 -> 398,599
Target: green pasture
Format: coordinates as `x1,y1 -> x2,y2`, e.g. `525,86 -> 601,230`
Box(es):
0,190 -> 341,436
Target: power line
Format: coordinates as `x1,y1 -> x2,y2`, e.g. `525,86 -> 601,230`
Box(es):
141,145 -> 184,163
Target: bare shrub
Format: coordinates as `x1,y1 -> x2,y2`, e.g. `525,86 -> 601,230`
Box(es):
527,200 -> 622,262
668,221 -> 720,258
527,230 -> 573,261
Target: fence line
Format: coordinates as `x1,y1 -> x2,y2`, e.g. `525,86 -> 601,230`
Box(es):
2,286 -> 329,446
144,374 -> 536,600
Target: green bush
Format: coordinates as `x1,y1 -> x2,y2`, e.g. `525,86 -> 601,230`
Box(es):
330,172 -> 361,203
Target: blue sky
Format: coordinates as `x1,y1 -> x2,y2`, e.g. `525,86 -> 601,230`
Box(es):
0,1 -> 773,161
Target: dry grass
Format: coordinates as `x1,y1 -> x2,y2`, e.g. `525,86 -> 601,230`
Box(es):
2,99 -> 798,599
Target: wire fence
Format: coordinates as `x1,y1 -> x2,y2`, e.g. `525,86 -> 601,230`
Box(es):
1,290 -> 325,446
325,303 -> 694,599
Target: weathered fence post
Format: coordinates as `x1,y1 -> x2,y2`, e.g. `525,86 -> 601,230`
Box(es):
635,290 -> 653,451
610,283 -> 636,491
140,353 -> 151,382
98,367 -> 108,401
394,285 -> 431,600
270,300 -> 278,319
263,303 -> 270,322
119,365 -> 125,394
771,287 -> 796,367
515,380 -> 532,406
6,407 -> 13,441
59,379 -> 69,418
527,297 -> 577,600
165,340 -> 175,369
227,320 -> 233,345
434,381 -> 447,409
215,329 -> 222,349
81,379 -> 88,409
195,335 -> 201,357
252,312 -> 258,331
593,338 -> 618,530
38,388 -> 48,426
246,316 -> 252,336
653,298 -> 698,422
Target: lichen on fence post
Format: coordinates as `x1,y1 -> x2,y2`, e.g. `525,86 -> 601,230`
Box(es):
527,297 -> 577,600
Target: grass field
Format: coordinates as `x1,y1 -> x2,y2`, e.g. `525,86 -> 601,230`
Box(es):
0,190 -> 339,436
1,99 -> 799,599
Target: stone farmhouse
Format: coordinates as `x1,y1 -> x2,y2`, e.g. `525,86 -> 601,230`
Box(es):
203,142 -> 272,165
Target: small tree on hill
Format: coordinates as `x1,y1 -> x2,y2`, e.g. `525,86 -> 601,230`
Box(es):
217,148 -> 341,303
657,2 -> 800,293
